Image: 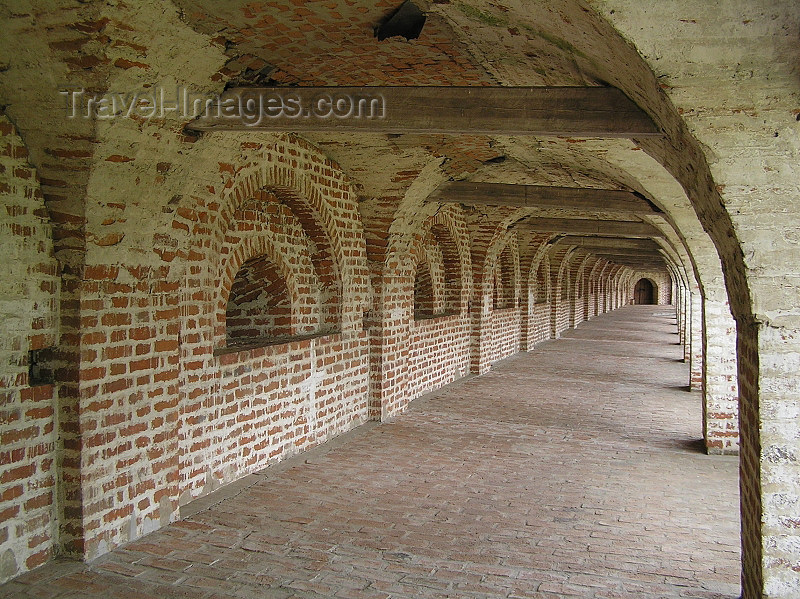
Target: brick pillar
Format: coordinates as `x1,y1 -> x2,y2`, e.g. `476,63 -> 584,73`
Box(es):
520,285 -> 532,351
373,268 -> 412,419
470,292 -> 492,375
738,321 -> 800,598
598,274 -> 606,315
570,258 -> 587,328
689,289 -> 703,391
0,115 -> 61,582
682,282 -> 692,362
702,297 -> 739,454
738,320 -> 762,598
675,280 -> 686,348
583,274 -> 594,320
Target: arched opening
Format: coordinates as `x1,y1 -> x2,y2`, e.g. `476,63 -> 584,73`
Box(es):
634,278 -> 655,305
403,209 -> 471,401
494,244 -> 515,310
263,187 -> 341,331
534,260 -> 548,305
413,259 -> 435,319
529,257 -> 552,345
491,269 -> 500,310
226,253 -> 292,345
413,223 -> 462,321
430,223 -> 462,315
216,184 -> 346,347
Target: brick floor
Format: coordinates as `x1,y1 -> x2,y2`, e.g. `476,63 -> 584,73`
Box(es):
1,306 -> 741,599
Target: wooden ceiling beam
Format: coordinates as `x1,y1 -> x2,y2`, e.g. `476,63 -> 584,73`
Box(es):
555,236 -> 662,250
576,245 -> 664,256
585,248 -> 664,260
185,86 -> 660,137
594,255 -> 667,266
427,182 -> 656,213
516,218 -> 661,238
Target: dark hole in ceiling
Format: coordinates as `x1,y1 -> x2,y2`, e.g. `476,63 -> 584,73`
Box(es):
375,1 -> 427,41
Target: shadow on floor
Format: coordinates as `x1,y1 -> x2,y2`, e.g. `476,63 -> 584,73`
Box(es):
675,438 -> 708,454
667,384 -> 692,393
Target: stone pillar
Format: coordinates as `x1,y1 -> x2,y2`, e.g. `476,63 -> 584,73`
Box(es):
738,319 -> 800,599
702,297 -> 739,454
470,292 -> 493,375
373,268 -> 412,420
689,289 -> 703,391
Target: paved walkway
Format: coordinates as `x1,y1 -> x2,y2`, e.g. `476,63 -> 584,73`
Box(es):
2,306 -> 741,598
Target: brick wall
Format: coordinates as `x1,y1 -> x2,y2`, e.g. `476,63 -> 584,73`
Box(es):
528,256 -> 553,347
489,308 -> 522,363
408,315 -> 470,401
0,112 -> 670,577
530,303 -> 552,346
406,209 -> 472,402
0,115 -> 670,579
626,271 -> 673,306
570,255 -> 592,328
0,115 -> 60,579
584,258 -> 606,321
471,231 -> 521,374
487,239 -> 522,364
550,249 -> 574,338
180,134 -> 372,502
210,331 -> 369,476
66,134 -> 372,560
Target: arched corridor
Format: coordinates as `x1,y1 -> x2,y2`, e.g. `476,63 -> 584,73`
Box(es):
1,2 -> 797,597
0,306 -> 740,599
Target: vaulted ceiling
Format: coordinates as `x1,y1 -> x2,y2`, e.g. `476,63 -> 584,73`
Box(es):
1,0 -> 748,284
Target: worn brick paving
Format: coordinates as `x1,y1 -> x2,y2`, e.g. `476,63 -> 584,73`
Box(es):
1,306 -> 740,598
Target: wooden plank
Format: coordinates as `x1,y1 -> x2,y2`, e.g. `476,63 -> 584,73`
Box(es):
584,245 -> 663,254
515,218 -> 661,238
566,243 -> 663,255
597,262 -> 666,269
556,236 -> 662,250
594,255 -> 667,266
592,250 -> 664,258
428,182 -> 656,213
591,249 -> 664,258
184,86 -> 659,137
600,263 -> 667,270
